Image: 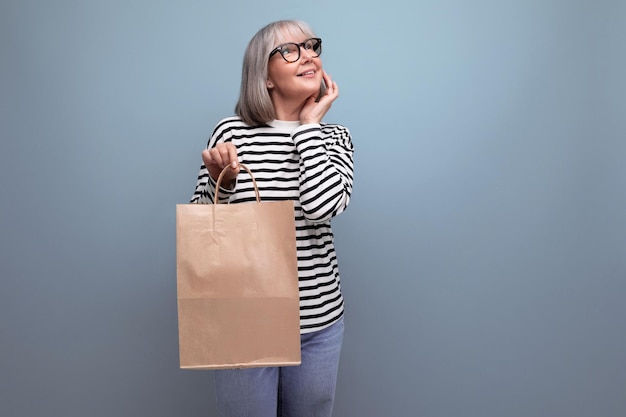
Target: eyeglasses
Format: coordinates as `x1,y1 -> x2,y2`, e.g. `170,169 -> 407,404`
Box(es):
269,38 -> 322,63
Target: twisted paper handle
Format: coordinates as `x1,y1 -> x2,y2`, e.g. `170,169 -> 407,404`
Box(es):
214,163 -> 260,204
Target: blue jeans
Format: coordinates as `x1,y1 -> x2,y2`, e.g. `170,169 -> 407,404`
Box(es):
214,317 -> 344,417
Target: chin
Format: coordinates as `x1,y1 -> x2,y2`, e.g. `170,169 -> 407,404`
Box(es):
304,78 -> 323,94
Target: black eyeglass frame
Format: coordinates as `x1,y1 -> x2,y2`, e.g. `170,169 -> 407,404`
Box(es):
268,38 -> 323,63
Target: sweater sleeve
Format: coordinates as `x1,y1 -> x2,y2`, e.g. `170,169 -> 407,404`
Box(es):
189,120 -> 237,204
292,123 -> 354,222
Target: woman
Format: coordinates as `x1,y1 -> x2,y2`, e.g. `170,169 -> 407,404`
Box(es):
190,19 -> 354,417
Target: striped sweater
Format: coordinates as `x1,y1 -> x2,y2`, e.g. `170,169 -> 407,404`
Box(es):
191,116 -> 354,334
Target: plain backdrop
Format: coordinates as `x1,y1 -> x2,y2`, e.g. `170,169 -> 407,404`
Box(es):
1,1 -> 625,416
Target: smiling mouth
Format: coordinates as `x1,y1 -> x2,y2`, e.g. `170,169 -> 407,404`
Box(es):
298,70 -> 315,77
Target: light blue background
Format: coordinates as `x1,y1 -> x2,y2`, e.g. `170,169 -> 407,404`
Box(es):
1,1 -> 625,416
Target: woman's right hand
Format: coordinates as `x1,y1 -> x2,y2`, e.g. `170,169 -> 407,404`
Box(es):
202,142 -> 240,189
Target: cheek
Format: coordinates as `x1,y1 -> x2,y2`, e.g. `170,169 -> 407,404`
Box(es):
268,67 -> 290,85
267,60 -> 282,82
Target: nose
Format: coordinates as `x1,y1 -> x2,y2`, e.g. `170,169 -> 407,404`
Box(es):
299,45 -> 316,62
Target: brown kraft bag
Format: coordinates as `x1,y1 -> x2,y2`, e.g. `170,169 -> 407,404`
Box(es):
176,164 -> 301,369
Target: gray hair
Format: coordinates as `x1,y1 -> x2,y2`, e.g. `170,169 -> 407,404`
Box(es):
235,20 -> 321,126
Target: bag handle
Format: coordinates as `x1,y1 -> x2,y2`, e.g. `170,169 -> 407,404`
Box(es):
214,163 -> 260,204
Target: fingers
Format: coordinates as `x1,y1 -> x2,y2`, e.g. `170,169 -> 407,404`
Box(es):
203,143 -> 238,168
317,72 -> 338,108
300,72 -> 340,124
322,71 -> 339,99
202,142 -> 240,181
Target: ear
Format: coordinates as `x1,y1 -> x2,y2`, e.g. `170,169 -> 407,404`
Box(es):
266,80 -> 274,89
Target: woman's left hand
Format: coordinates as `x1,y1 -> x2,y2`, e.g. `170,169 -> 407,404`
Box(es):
299,71 -> 339,124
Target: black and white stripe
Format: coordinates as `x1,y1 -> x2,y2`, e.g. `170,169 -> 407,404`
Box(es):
191,117 -> 354,334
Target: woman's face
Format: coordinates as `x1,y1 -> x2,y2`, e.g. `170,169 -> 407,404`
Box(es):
266,31 -> 323,103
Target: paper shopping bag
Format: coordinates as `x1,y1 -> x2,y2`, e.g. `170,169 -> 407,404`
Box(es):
176,164 -> 301,369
